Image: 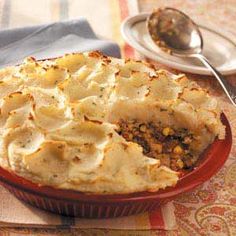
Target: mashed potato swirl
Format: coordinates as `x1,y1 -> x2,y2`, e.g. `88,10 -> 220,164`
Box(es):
0,51 -> 224,194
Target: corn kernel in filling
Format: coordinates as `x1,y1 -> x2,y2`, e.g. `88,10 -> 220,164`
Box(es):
116,119 -> 196,171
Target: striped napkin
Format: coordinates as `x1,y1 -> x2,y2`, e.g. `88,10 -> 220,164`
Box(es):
0,18 -> 121,68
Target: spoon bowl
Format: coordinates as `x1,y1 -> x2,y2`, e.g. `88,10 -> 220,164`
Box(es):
147,8 -> 236,107
147,8 -> 203,55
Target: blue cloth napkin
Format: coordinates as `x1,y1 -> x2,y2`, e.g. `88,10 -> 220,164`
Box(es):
0,18 -> 121,68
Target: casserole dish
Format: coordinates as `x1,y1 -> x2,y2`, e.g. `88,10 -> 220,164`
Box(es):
0,114 -> 231,218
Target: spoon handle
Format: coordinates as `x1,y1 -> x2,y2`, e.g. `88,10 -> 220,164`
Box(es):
194,54 -> 236,107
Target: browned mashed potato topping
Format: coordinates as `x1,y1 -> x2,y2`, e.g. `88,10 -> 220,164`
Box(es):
0,51 -> 225,194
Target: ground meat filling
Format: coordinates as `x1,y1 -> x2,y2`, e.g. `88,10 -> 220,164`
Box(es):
116,119 -> 198,171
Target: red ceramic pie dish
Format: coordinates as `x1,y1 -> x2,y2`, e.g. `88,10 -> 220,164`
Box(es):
0,114 -> 232,218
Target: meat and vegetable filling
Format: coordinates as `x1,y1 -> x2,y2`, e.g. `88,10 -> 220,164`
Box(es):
116,119 -> 199,171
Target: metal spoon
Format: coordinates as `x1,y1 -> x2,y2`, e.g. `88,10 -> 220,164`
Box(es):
147,7 -> 236,107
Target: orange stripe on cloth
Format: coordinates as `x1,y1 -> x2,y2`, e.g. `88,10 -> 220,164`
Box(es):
50,0 -> 60,21
118,0 -> 135,58
109,0 -> 125,58
149,206 -> 165,229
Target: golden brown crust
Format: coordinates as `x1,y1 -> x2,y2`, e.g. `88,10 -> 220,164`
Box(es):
0,52 -> 224,194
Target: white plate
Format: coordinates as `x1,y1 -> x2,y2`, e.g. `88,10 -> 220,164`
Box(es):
121,13 -> 236,75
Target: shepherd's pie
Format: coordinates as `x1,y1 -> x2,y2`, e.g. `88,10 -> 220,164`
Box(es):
0,51 -> 225,194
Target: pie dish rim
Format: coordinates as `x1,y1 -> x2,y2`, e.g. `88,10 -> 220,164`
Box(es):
0,113 -> 231,203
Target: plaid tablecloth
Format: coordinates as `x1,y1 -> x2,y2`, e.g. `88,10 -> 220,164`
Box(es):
0,0 -> 235,235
